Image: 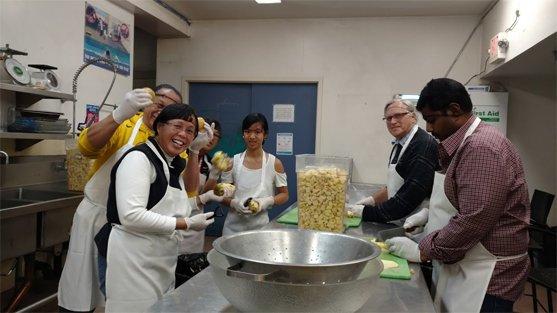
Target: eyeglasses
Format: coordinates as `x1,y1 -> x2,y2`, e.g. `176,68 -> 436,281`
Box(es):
382,111 -> 411,122
156,93 -> 180,104
243,129 -> 265,136
164,122 -> 196,136
421,112 -> 447,124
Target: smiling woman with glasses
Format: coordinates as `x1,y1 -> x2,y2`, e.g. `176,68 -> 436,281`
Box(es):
94,104 -> 216,312
58,84 -> 191,313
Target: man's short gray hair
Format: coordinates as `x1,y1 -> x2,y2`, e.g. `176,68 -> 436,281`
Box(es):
384,99 -> 416,113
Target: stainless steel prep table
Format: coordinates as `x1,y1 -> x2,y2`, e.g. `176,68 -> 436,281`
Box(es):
150,201 -> 435,312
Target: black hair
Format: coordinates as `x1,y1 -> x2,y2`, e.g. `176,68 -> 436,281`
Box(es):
242,113 -> 269,133
416,78 -> 473,113
204,118 -> 222,135
242,113 -> 268,145
86,5 -> 95,15
154,84 -> 183,103
153,103 -> 197,136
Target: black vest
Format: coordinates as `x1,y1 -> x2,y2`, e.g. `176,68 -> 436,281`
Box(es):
95,138 -> 186,257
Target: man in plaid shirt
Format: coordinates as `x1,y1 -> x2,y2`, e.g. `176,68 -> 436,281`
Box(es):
386,78 -> 530,313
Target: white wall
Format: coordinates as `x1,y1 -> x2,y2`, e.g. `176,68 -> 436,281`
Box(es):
502,78 -> 557,226
480,0 -> 557,225
481,0 -> 557,75
157,16 -> 482,184
0,0 -> 134,155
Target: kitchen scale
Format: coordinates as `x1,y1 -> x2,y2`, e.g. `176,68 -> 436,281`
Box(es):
0,44 -> 31,85
28,64 -> 60,90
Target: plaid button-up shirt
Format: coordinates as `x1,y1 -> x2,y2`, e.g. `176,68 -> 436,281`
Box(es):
419,115 -> 530,301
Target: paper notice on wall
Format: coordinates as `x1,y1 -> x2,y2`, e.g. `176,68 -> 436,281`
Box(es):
273,104 -> 295,123
470,92 -> 508,136
276,133 -> 293,155
473,106 -> 501,122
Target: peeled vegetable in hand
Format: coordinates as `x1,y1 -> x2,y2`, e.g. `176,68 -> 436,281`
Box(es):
297,167 -> 348,233
197,117 -> 205,132
243,198 -> 260,213
211,151 -> 230,171
369,238 -> 389,252
143,87 -> 156,101
214,183 -> 235,197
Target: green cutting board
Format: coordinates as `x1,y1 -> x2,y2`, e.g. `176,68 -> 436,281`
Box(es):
276,207 -> 362,228
380,252 -> 412,280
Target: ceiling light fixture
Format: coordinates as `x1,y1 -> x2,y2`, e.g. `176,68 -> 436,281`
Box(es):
255,0 -> 281,4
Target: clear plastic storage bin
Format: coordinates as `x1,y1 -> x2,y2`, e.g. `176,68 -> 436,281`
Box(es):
296,154 -> 352,233
66,138 -> 93,191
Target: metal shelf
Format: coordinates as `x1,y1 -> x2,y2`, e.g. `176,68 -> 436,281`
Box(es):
0,83 -> 75,101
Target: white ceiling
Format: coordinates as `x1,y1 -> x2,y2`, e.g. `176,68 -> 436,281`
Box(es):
164,0 -> 495,21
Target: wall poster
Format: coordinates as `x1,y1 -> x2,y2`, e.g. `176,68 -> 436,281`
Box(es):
84,2 -> 131,76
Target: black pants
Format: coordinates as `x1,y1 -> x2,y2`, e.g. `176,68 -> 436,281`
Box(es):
480,294 -> 515,313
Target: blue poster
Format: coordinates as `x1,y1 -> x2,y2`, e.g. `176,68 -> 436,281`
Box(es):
84,3 -> 131,76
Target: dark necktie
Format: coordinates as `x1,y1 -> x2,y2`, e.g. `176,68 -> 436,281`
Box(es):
390,143 -> 402,164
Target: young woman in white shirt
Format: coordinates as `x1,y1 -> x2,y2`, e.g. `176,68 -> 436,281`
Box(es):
220,113 -> 289,235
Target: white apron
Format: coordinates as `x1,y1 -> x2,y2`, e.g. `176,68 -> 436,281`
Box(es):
178,155 -> 210,254
222,151 -> 275,236
424,117 -> 527,313
105,140 -> 192,312
58,119 -> 143,311
387,125 -> 429,225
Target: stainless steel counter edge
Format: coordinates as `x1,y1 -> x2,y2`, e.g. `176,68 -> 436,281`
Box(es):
0,195 -> 83,219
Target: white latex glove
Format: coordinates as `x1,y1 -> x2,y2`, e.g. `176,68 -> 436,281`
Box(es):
403,208 -> 429,230
198,190 -> 224,205
385,237 -> 421,263
252,196 -> 274,213
112,89 -> 153,124
189,123 -> 214,154
355,196 -> 375,206
208,165 -> 222,181
346,204 -> 364,218
185,212 -> 215,231
230,198 -> 251,215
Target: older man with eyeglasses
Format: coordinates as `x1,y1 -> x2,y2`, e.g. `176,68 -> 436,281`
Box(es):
348,99 -> 438,225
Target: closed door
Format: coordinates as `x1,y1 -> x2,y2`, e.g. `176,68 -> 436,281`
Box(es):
190,82 -> 317,236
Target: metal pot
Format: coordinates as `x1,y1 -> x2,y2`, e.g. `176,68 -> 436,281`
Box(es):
209,229 -> 383,312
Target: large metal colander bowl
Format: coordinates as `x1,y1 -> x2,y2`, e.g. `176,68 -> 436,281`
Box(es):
214,229 -> 379,266
208,248 -> 383,312
213,229 -> 381,284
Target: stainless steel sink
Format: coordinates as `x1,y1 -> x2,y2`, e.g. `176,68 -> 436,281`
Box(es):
0,183 -> 83,217
1,183 -> 84,260
1,188 -> 76,204
0,198 -> 35,209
